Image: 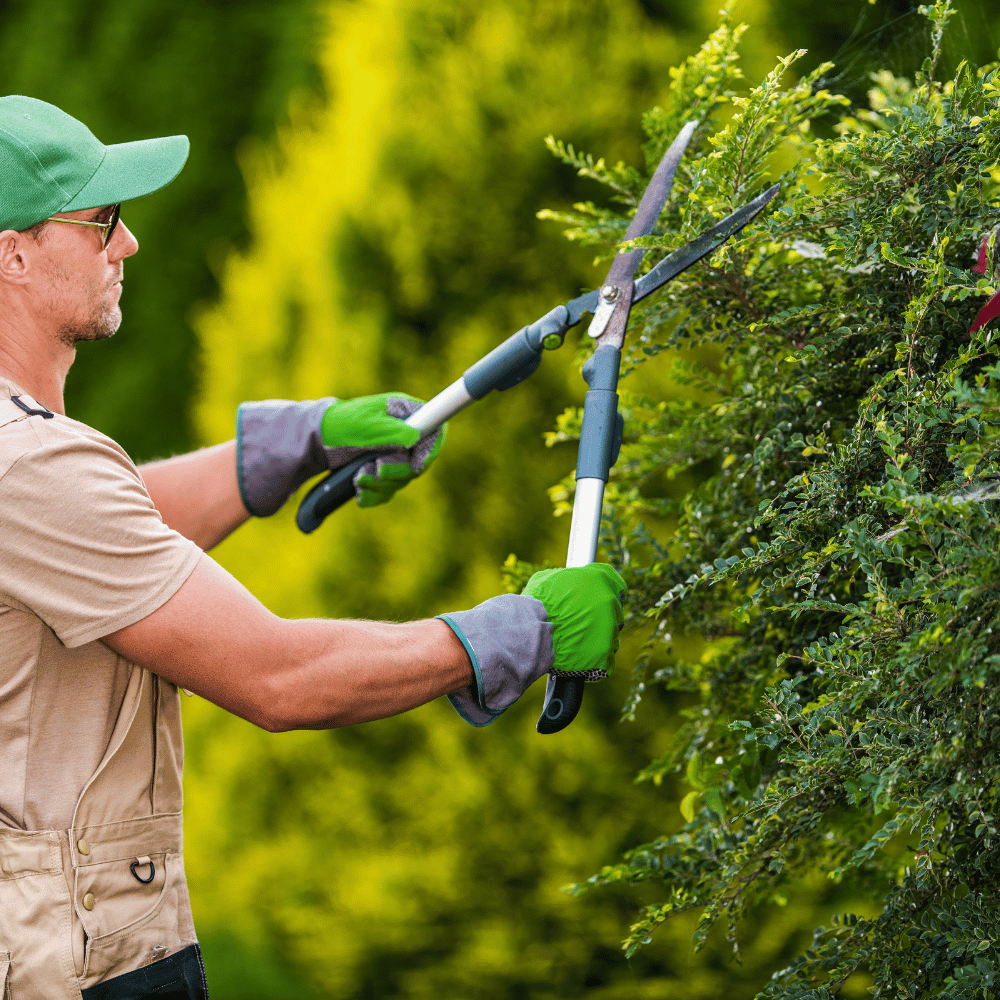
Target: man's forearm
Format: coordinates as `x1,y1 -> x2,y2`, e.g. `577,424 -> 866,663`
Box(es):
139,440 -> 250,550
105,555 -> 474,730
261,617 -> 473,730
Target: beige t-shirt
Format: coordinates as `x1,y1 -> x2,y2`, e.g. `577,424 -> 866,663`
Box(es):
0,377 -> 202,832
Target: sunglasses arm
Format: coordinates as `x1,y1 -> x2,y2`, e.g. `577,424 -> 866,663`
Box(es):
43,204 -> 120,247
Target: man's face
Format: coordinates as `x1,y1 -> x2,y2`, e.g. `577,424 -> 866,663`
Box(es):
30,206 -> 139,347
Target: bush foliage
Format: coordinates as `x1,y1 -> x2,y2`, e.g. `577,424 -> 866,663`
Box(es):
533,2 -> 1000,994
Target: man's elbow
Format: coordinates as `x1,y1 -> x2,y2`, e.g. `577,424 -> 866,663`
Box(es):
252,702 -> 295,734
252,702 -> 350,735
250,672 -> 306,733
249,661 -> 349,733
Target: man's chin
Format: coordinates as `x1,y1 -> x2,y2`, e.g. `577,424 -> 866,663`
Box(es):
58,312 -> 121,348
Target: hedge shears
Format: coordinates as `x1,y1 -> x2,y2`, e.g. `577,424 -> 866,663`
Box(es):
296,121 -> 779,734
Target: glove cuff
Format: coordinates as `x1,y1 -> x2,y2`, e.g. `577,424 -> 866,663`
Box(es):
237,398 -> 335,516
437,594 -> 553,727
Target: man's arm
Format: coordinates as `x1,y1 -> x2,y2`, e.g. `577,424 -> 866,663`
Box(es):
139,441 -> 249,550
103,553 -> 473,731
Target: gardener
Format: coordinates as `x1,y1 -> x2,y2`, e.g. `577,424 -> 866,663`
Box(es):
0,96 -> 624,1000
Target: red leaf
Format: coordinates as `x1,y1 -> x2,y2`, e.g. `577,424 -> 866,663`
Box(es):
971,292 -> 1000,335
970,236 -> 998,334
975,237 -> 990,276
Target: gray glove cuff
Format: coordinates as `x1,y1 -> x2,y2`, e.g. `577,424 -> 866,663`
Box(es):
437,594 -> 554,728
236,398 -> 336,517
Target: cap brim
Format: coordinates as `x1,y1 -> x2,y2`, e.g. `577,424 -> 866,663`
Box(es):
61,134 -> 189,212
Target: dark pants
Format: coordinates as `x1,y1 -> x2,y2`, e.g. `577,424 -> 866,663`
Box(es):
81,945 -> 209,1000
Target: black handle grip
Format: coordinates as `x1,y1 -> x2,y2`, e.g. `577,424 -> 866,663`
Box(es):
296,452 -> 376,534
535,675 -> 585,734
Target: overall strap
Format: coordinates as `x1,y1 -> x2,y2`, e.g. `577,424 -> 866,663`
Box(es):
11,395 -> 55,418
0,391 -> 54,429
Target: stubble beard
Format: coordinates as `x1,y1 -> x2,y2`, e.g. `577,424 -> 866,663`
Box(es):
57,301 -> 121,348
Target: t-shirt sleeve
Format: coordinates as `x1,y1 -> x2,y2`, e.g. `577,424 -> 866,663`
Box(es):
0,419 -> 203,648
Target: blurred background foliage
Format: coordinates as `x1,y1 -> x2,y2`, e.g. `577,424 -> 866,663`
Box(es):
1,0 -> 997,996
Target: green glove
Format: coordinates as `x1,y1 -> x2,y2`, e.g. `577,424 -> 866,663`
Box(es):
523,563 -> 626,678
236,392 -> 446,516
321,393 -> 446,508
437,563 -> 627,728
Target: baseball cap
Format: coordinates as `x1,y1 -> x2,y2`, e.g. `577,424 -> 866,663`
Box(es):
0,95 -> 189,232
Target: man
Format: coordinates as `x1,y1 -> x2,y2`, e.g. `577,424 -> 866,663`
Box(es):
0,96 -> 625,999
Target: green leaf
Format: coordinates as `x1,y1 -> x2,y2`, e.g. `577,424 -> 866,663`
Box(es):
680,791 -> 701,824
704,787 -> 726,818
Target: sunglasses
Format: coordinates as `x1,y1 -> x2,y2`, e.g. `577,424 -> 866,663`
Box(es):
44,203 -> 121,248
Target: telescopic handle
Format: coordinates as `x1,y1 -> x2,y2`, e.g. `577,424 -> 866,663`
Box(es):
534,478 -> 607,734
535,345 -> 623,734
295,307 -> 570,534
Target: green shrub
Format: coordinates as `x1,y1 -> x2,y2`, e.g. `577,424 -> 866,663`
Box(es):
533,2 -> 1000,994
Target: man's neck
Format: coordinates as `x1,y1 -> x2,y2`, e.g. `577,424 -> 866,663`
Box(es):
0,314 -> 72,416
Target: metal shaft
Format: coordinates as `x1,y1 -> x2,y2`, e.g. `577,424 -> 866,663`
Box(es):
566,478 -> 605,567
404,378 -> 474,435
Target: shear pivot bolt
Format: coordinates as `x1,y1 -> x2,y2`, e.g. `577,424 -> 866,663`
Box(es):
600,284 -> 619,303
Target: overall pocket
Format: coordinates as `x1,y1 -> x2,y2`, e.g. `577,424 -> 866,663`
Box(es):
81,853 -> 195,988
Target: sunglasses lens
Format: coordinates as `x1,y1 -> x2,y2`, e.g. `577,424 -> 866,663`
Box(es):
104,204 -> 121,248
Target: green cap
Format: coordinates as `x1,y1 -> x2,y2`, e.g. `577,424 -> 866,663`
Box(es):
0,95 -> 189,232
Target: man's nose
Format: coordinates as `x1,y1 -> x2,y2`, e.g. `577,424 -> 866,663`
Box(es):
108,220 -> 139,261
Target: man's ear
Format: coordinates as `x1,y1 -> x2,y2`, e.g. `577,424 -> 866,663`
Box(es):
0,230 -> 34,285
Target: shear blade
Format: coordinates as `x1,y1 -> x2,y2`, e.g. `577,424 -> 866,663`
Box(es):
586,121 -> 698,337
564,181 -> 779,332
632,183 -> 781,304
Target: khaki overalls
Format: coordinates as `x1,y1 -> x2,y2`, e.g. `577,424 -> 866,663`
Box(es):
0,664 -> 198,997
